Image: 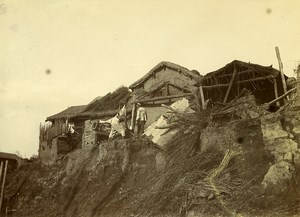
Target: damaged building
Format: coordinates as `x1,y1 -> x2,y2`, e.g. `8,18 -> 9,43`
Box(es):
7,60 -> 300,217
198,60 -> 287,106
39,86 -> 132,163
129,61 -> 202,130
39,60 -> 296,166
39,105 -> 87,163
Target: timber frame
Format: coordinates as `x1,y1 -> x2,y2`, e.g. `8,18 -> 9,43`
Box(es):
197,60 -> 287,105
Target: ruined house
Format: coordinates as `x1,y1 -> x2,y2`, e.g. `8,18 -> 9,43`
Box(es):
39,105 -> 87,163
39,86 -> 132,163
129,61 -> 202,129
198,60 -> 287,106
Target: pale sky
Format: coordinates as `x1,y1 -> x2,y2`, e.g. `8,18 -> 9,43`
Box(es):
0,0 -> 300,157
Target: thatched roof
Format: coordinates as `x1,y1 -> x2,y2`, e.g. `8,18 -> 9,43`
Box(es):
200,60 -> 283,87
80,86 -> 132,118
129,61 -> 201,89
46,105 -> 87,121
46,86 -> 132,122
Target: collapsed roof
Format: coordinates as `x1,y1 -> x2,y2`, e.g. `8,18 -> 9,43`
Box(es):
199,60 -> 286,104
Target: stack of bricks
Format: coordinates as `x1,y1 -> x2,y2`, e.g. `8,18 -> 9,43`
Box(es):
82,120 -> 99,148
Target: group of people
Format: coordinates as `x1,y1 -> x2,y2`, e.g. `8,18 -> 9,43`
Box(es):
99,102 -> 147,140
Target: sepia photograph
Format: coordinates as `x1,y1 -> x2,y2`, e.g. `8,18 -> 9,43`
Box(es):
0,0 -> 300,216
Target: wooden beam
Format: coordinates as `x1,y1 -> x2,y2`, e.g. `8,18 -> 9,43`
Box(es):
202,83 -> 229,89
273,77 -> 280,106
167,83 -> 192,93
133,93 -> 194,104
216,69 -> 267,78
202,75 -> 274,89
275,47 -> 288,101
166,83 -> 170,96
267,87 -> 296,106
0,160 -> 8,215
238,75 -> 274,84
223,63 -> 238,104
0,161 -> 3,189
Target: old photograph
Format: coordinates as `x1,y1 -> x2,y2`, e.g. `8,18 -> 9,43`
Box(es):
0,0 -> 300,216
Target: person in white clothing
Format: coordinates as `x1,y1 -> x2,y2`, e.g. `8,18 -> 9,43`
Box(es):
135,103 -> 147,136
99,105 -> 127,140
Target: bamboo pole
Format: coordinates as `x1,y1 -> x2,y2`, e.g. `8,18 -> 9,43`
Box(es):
273,77 -> 280,106
275,47 -> 288,102
267,87 -> 296,106
0,160 -> 8,216
223,63 -> 238,104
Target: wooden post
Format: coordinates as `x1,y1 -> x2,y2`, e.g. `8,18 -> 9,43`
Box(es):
0,161 -> 3,186
223,63 -> 238,104
166,83 -> 171,103
0,160 -> 8,216
273,76 -> 280,106
130,93 -> 137,131
275,47 -> 288,102
199,85 -> 205,109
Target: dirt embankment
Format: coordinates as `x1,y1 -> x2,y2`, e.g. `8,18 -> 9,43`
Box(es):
5,139 -> 161,217
4,108 -> 300,217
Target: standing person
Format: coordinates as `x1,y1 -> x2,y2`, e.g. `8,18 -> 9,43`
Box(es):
135,103 -> 147,137
99,105 -> 127,140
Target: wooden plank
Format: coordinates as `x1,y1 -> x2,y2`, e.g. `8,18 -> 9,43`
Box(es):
275,47 -> 288,101
223,63 -> 238,104
133,93 -> 194,104
0,160 -> 8,215
267,87 -> 297,106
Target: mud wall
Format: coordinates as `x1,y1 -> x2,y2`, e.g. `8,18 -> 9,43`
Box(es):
39,137 -> 71,164
200,118 -> 270,180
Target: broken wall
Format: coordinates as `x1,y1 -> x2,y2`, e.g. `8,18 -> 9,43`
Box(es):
201,118 -> 270,180
39,137 -> 71,164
